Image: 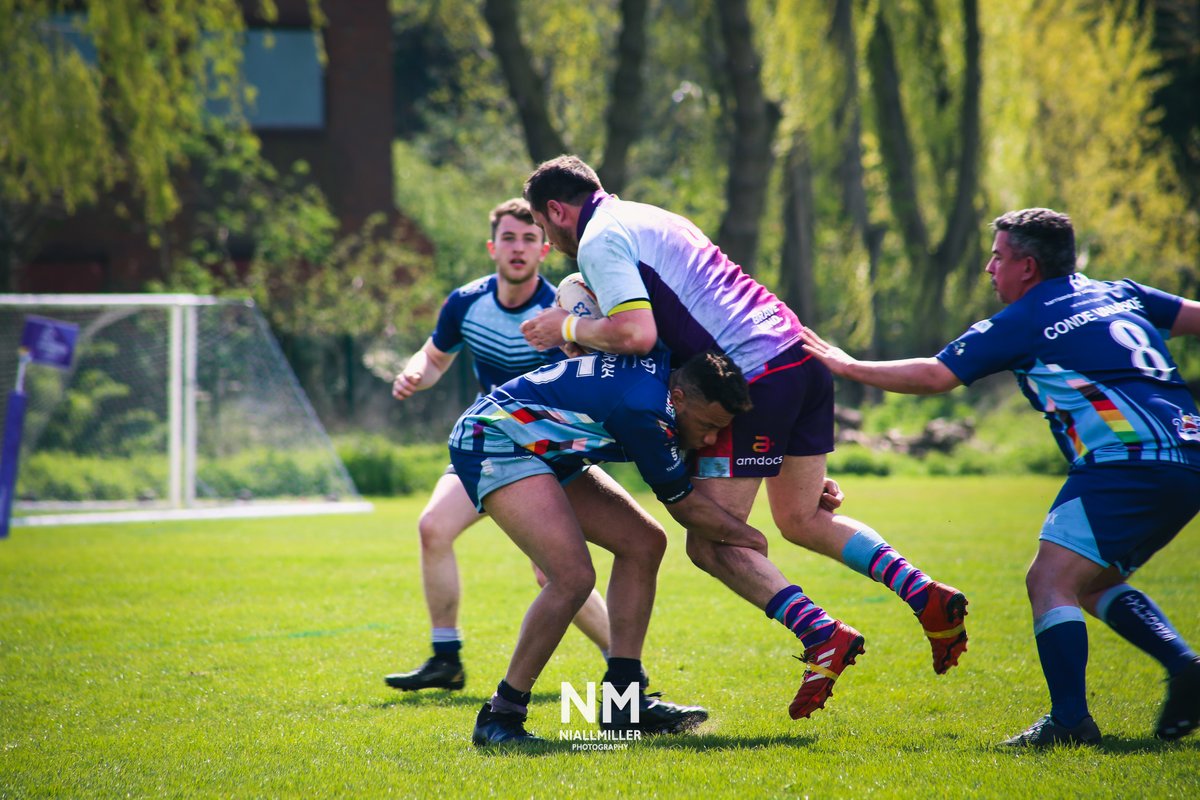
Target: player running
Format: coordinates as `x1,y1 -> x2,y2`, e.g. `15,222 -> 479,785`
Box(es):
520,156 -> 968,720
802,207 -> 1200,746
384,198 -> 613,693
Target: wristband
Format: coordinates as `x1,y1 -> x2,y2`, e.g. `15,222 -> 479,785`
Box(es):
561,315 -> 578,344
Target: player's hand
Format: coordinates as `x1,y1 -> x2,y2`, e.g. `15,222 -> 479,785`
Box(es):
392,371 -> 422,400
560,341 -> 591,358
819,477 -> 843,512
800,327 -> 858,377
520,307 -> 569,351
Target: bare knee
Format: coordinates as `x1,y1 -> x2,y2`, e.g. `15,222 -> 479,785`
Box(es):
539,561 -> 597,609
418,511 -> 462,552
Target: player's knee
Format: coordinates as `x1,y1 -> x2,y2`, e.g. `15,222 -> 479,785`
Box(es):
776,507 -> 823,547
417,511 -> 459,550
552,563 -> 597,607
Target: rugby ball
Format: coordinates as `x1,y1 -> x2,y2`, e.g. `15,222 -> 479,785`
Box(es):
556,272 -> 602,319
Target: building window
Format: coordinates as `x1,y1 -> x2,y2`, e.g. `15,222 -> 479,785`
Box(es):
240,29 -> 325,131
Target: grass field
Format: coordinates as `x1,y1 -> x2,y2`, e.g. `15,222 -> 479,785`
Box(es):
2,476 -> 1198,798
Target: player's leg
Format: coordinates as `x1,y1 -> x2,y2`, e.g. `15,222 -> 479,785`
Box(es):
531,561 -> 611,657
683,476 -> 863,720
385,469 -> 483,691
1000,539 -> 1104,747
757,351 -> 967,673
565,468 -> 705,733
1070,463 -> 1200,740
473,472 -> 596,746
1083,572 -> 1200,740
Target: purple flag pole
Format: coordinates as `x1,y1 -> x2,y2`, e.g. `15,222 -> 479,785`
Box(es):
0,388 -> 28,538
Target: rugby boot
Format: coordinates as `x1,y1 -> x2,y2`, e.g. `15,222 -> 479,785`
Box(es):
472,702 -> 543,747
918,581 -> 969,675
1156,657 -> 1200,740
384,655 -> 465,691
1000,714 -> 1101,748
599,690 -> 708,735
788,620 -> 865,719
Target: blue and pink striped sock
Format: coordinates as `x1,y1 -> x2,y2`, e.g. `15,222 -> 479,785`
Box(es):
765,585 -> 836,649
842,528 -> 931,614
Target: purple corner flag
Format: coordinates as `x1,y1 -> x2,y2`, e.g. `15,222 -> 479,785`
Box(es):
19,315 -> 78,370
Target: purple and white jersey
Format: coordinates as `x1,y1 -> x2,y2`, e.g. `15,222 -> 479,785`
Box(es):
575,192 -> 801,376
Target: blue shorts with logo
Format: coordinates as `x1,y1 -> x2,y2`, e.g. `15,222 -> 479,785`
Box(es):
1040,461 -> 1200,576
694,342 -> 835,478
449,447 -> 587,512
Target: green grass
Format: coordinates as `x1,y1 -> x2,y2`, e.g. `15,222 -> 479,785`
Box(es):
2,476 -> 1198,798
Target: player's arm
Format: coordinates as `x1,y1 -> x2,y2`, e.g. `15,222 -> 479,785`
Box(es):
392,338 -> 457,400
662,490 -> 770,554
522,306 -> 658,356
801,328 -> 961,395
1171,298 -> 1200,338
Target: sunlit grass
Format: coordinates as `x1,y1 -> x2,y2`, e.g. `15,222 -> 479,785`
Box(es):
2,476 -> 1198,797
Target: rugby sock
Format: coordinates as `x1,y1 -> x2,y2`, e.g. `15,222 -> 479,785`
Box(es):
1034,606 -> 1090,728
1097,584 -> 1198,676
490,680 -> 531,716
765,585 -> 836,648
841,527 -> 932,614
603,657 -> 644,692
432,627 -> 463,661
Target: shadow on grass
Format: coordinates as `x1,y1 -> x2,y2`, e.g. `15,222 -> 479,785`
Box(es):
989,734 -> 1200,755
372,690 -> 565,710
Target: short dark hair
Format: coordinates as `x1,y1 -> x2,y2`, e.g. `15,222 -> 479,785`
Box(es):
991,208 -> 1077,279
523,155 -> 603,215
670,350 -> 754,416
489,197 -> 540,240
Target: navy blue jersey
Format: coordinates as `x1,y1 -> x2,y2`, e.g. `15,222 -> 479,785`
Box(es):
936,275 -> 1200,467
431,274 -> 564,394
447,348 -> 692,503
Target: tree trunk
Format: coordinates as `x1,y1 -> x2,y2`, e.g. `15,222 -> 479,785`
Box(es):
714,0 -> 779,274
597,0 -> 649,194
867,0 -> 981,353
779,133 -> 816,327
481,0 -> 568,162
831,0 -> 885,363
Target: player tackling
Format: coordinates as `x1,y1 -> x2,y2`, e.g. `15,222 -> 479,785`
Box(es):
520,155 -> 969,721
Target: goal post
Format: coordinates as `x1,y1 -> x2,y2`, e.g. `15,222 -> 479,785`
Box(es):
0,294 -> 371,526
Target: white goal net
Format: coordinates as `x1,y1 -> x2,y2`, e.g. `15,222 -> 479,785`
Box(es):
0,294 -> 371,526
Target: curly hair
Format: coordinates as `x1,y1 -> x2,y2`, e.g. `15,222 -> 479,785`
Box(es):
670,350 -> 754,416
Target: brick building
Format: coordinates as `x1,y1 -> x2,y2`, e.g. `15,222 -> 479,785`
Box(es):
23,0 -> 409,293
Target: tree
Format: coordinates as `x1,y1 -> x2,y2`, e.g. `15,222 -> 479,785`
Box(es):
0,0 -> 256,290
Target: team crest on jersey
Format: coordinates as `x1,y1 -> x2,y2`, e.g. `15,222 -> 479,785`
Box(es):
1174,414 -> 1200,442
1068,273 -> 1091,290
458,276 -> 490,296
969,319 -> 993,335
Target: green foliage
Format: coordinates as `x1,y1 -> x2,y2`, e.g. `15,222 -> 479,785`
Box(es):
18,451 -> 166,502
335,437 -> 447,497
0,0 -> 257,227
3,483 -> 1199,795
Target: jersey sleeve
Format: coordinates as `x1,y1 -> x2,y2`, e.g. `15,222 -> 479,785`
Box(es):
578,223 -> 652,317
935,305 -> 1035,386
1122,279 -> 1185,336
603,380 -> 692,504
429,291 -> 467,354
